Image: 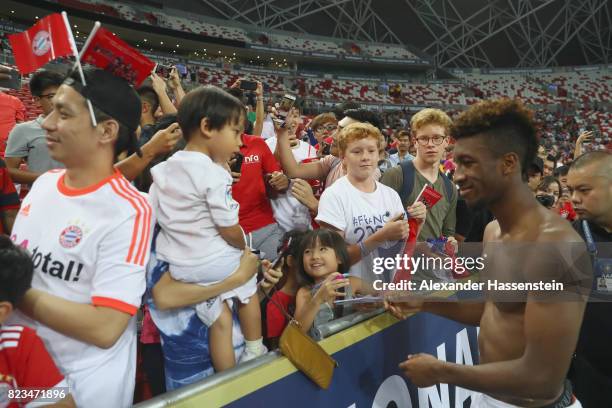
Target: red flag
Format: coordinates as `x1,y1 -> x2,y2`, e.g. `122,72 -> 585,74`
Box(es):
414,184 -> 442,210
81,27 -> 154,86
8,13 -> 73,74
392,218 -> 420,284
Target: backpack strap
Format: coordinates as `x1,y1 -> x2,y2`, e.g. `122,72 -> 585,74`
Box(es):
439,172 -> 455,202
399,160 -> 416,205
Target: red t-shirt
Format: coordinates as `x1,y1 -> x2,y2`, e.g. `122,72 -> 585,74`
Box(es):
0,93 -> 25,155
233,134 -> 282,233
0,160 -> 21,235
266,290 -> 296,338
0,325 -> 65,407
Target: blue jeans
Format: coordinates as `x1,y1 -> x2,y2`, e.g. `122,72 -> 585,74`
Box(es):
146,252 -> 245,390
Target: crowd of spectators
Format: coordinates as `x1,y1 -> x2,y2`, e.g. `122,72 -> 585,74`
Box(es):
0,53 -> 610,407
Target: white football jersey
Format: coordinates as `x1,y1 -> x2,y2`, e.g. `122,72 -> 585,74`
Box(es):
9,169 -> 153,408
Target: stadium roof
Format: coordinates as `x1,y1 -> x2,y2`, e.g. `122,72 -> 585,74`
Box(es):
168,0 -> 611,68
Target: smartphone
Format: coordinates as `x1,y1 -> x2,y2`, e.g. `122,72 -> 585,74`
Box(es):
0,69 -> 21,90
240,80 -> 258,91
272,94 -> 297,126
154,63 -> 173,77
270,254 -> 284,271
270,237 -> 293,270
230,153 -> 244,173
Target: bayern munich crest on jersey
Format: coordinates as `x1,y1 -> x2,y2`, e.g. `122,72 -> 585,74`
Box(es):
32,30 -> 51,56
59,225 -> 83,248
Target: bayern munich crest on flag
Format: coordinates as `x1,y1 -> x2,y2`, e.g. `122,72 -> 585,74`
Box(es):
32,30 -> 51,56
59,225 -> 83,248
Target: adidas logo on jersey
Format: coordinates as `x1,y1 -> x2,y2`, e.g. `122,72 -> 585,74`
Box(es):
31,246 -> 85,282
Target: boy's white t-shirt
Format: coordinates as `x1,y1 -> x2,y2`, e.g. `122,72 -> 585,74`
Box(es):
265,137 -> 317,232
149,150 -> 242,267
8,169 -> 154,408
264,136 -> 315,159
316,176 -> 405,283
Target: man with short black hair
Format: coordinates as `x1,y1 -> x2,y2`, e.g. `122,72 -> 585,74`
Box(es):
527,156 -> 544,192
342,108 -> 383,131
5,69 -> 64,184
9,67 -> 153,408
388,130 -> 415,167
555,165 -> 569,188
544,154 -> 557,176
136,85 -> 160,145
567,150 -> 612,407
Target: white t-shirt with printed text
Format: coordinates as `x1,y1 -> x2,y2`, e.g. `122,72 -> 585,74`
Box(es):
149,151 -> 243,269
316,176 -> 405,282
9,169 -> 153,408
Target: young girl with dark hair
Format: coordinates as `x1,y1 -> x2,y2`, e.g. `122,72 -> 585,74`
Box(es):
294,229 -> 370,337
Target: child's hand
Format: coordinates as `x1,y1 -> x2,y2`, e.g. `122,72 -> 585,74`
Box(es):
268,171 -> 289,191
379,213 -> 410,241
446,236 -> 458,254
291,179 -> 318,212
231,248 -> 259,285
406,201 -> 426,224
313,272 -> 349,304
259,259 -> 284,292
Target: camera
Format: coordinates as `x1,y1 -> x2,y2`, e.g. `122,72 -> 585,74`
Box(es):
272,94 -> 297,126
240,80 -> 258,91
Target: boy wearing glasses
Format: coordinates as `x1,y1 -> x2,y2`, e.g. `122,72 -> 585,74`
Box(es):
381,108 -> 458,241
5,69 -> 65,185
308,112 -> 338,152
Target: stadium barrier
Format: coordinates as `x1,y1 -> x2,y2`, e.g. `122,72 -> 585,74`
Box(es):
134,309 -> 479,408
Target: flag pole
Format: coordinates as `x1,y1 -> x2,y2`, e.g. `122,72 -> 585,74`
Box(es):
61,11 -> 97,127
78,21 -> 101,60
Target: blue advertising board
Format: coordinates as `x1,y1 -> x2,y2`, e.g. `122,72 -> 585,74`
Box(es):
165,312 -> 480,407
229,312 -> 479,407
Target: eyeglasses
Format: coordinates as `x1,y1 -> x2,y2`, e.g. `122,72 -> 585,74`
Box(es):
415,135 -> 447,146
39,93 -> 56,100
315,125 -> 337,133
